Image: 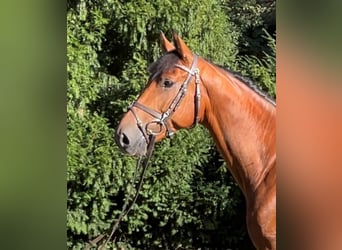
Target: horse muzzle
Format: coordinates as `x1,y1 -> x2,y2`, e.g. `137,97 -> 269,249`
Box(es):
115,125 -> 148,156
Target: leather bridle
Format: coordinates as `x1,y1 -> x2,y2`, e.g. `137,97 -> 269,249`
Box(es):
128,54 -> 201,143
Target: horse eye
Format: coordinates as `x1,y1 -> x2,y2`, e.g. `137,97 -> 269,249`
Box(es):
162,79 -> 174,88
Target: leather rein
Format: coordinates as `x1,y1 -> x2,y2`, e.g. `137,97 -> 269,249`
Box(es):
85,135 -> 156,250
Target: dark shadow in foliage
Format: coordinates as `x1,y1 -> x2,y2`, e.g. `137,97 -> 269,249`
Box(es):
98,27 -> 134,77
190,147 -> 255,249
67,0 -> 78,11
240,25 -> 275,59
226,0 -> 276,59
87,86 -> 128,130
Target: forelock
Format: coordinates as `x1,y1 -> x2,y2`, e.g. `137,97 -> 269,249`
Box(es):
148,51 -> 181,80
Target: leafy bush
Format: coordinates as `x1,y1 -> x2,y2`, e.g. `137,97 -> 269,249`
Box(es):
236,29 -> 276,98
67,0 -> 275,249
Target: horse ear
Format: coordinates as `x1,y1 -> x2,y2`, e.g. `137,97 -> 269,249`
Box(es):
160,32 -> 175,52
173,32 -> 193,63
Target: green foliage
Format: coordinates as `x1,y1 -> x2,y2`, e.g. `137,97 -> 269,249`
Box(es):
236,29 -> 276,98
67,0 -> 275,249
223,0 -> 276,57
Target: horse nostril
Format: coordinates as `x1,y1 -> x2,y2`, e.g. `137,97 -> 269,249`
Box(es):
121,132 -> 130,146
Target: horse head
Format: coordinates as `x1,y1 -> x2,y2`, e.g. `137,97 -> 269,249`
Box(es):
115,32 -> 203,156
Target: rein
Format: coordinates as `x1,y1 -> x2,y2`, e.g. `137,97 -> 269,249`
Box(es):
129,54 -> 201,141
85,135 -> 156,250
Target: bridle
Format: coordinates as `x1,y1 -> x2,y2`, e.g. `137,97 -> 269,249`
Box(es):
129,54 -> 201,143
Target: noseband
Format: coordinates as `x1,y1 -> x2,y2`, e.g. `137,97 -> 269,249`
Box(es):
129,55 -> 201,143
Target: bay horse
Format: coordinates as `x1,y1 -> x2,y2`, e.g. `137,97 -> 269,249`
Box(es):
115,32 -> 276,250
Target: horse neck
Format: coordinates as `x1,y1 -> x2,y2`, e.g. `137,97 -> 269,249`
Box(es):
199,60 -> 276,197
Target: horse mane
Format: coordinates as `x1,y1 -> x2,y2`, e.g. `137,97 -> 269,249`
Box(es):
148,52 -> 276,106
216,65 -> 276,106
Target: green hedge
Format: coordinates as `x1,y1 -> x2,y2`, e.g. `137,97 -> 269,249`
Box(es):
67,0 -> 275,249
